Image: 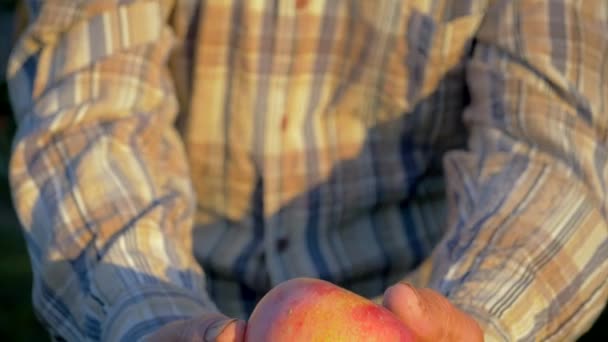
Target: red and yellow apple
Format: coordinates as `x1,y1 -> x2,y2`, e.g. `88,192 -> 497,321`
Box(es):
245,278 -> 415,342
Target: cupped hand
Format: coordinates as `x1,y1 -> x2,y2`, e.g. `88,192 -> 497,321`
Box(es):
144,312 -> 246,342
383,283 -> 484,342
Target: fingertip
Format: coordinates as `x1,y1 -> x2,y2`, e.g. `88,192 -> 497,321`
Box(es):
384,282 -> 420,312
385,285 -> 486,342
236,320 -> 247,341
216,320 -> 245,342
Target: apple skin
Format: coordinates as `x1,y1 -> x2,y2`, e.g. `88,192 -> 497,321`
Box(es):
245,278 -> 415,342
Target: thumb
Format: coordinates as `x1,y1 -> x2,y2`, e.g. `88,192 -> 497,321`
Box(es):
383,283 -> 483,342
214,319 -> 246,342
145,313 -> 246,342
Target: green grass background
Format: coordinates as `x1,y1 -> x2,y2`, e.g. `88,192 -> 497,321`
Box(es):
0,1 -> 604,340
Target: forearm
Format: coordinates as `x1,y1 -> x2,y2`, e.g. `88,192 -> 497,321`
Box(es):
8,1 -> 218,340
415,1 -> 608,340
437,150 -> 607,340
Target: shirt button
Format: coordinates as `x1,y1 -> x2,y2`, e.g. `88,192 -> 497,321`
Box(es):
277,237 -> 290,253
280,114 -> 289,132
296,0 -> 308,10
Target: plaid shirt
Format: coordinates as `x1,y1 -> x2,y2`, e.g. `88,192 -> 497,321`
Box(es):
7,0 -> 608,340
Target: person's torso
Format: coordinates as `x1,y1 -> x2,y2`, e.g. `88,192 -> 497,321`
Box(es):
167,0 -> 484,315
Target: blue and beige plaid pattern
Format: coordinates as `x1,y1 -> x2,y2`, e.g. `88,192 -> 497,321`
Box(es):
6,0 -> 608,340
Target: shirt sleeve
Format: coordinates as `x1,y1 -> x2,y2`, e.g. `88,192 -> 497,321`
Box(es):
7,1 -> 219,340
410,1 -> 608,340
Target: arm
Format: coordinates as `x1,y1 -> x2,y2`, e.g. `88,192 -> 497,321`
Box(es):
419,0 -> 608,340
8,1 -> 225,340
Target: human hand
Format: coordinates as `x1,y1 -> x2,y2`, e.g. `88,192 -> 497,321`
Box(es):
383,283 -> 484,342
144,312 -> 246,342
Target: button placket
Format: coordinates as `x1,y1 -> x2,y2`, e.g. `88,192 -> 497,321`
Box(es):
263,1 -> 298,286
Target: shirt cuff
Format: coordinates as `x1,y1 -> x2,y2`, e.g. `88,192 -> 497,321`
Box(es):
101,284 -> 218,342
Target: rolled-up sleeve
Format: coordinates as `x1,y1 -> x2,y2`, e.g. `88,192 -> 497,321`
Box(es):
7,1 -> 219,340
414,0 -> 608,340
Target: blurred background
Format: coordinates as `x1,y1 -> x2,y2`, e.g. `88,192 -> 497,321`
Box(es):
0,0 -> 604,340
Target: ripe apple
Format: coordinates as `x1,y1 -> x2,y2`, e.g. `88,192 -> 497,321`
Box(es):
245,277 -> 415,342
